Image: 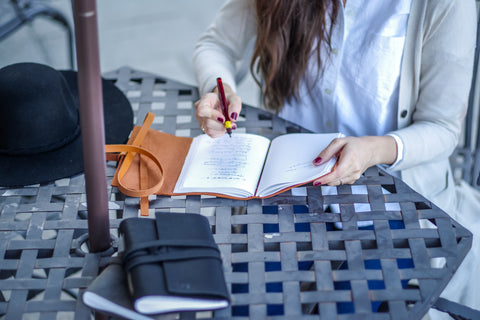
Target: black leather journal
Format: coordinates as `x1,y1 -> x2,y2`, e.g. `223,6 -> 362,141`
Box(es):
82,212 -> 229,317
121,212 -> 229,314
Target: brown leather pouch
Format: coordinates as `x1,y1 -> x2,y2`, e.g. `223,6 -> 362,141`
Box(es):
106,112 -> 192,216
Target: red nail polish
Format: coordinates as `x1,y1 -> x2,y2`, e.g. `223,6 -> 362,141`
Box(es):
231,112 -> 238,120
313,157 -> 322,164
217,117 -> 224,123
313,181 -> 322,186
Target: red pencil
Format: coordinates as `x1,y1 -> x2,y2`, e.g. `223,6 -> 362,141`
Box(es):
216,77 -> 233,137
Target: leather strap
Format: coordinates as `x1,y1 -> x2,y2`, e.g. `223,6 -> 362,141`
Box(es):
123,238 -> 220,263
106,112 -> 162,216
105,144 -> 164,198
123,248 -> 221,273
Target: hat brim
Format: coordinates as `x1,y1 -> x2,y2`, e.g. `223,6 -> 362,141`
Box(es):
0,71 -> 133,187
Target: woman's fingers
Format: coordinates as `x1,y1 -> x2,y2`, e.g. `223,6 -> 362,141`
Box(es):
195,83 -> 242,138
225,88 -> 242,122
213,83 -> 242,124
312,136 -> 380,186
313,137 -> 347,165
195,92 -> 227,137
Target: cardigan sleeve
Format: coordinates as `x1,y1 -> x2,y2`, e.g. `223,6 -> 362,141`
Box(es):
193,0 -> 257,95
389,0 -> 477,171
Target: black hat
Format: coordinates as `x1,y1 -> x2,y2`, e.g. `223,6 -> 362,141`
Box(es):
0,62 -> 134,187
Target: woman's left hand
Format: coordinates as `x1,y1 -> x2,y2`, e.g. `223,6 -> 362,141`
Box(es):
312,135 -> 397,186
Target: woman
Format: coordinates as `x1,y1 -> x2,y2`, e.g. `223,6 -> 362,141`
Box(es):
193,0 -> 478,318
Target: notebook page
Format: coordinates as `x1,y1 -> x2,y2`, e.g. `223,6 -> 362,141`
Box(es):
256,133 -> 341,197
174,133 -> 270,197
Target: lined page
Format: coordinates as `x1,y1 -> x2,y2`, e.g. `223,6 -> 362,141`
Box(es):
174,133 -> 270,197
256,133 -> 341,197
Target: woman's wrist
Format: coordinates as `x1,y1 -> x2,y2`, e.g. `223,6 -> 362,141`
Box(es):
361,135 -> 398,167
374,135 -> 398,166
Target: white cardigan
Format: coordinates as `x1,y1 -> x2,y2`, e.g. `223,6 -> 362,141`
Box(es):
395,0 -> 476,215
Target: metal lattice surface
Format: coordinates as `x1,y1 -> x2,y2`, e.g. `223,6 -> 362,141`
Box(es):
0,67 -> 473,320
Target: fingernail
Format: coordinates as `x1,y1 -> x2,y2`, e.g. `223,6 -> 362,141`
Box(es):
313,181 -> 322,186
232,123 -> 237,130
217,117 -> 224,123
313,157 -> 322,165
231,112 -> 238,120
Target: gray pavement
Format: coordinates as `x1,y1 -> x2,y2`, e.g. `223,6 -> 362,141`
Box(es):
0,0 -> 260,106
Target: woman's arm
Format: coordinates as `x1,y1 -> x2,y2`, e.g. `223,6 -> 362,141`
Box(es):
193,0 -> 257,136
193,0 -> 257,96
391,0 -> 476,171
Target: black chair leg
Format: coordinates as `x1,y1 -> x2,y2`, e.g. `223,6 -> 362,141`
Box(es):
0,1 -> 75,68
432,297 -> 480,320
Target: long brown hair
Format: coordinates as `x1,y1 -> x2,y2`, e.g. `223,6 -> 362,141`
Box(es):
251,0 -> 339,111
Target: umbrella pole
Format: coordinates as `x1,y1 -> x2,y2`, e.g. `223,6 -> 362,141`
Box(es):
72,0 -> 110,253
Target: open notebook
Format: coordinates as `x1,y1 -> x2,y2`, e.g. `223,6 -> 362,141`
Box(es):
174,132 -> 341,198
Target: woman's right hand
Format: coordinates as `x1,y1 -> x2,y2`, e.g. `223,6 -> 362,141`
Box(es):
194,82 -> 242,138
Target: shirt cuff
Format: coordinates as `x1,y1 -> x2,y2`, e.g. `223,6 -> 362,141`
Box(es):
386,133 -> 404,170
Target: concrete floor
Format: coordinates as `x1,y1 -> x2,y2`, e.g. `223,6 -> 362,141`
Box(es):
0,0 -> 260,106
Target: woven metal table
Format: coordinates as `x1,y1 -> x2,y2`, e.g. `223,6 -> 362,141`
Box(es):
0,67 -> 472,320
